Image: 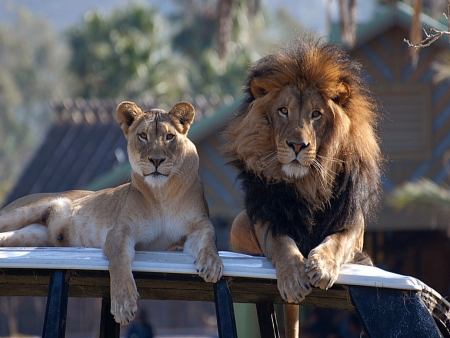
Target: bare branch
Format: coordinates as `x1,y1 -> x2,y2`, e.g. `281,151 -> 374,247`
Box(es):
404,0 -> 450,51
404,27 -> 450,50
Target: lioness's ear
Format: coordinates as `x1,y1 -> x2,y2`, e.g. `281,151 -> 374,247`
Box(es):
117,101 -> 143,137
333,82 -> 351,106
250,77 -> 273,98
169,101 -> 195,135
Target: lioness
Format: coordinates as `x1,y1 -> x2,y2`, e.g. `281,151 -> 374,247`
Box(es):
0,101 -> 224,325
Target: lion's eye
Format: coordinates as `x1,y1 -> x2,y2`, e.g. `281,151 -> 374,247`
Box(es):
311,110 -> 322,120
278,107 -> 289,117
138,132 -> 147,141
166,134 -> 175,141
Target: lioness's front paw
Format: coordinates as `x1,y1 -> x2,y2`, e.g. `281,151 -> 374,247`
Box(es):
110,277 -> 139,325
276,255 -> 311,303
305,248 -> 339,290
195,248 -> 224,283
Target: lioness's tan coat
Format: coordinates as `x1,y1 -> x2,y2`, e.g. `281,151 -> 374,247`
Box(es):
0,101 -> 223,325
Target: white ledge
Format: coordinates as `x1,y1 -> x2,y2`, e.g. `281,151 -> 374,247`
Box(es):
0,247 -> 441,296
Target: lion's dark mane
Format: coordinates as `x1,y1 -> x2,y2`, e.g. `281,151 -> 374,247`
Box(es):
237,163 -> 373,256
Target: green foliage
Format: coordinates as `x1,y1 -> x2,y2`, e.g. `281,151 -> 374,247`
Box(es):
388,179 -> 450,213
432,52 -> 450,83
67,4 -> 189,101
67,1 -> 268,101
0,8 -> 70,203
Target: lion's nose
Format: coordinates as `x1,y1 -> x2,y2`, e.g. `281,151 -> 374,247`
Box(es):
149,157 -> 165,168
286,141 -> 309,155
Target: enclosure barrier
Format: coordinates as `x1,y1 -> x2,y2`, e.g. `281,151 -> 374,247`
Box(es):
0,247 -> 448,338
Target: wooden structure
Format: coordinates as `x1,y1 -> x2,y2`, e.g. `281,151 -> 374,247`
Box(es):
331,2 -> 450,231
0,248 -> 449,337
329,2 -> 450,300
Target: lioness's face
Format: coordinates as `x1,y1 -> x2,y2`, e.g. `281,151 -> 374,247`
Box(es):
117,101 -> 195,187
268,85 -> 328,179
127,111 -> 183,187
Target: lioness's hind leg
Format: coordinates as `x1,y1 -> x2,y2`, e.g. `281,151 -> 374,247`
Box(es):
0,224 -> 50,246
1,194 -> 74,227
0,201 -> 53,232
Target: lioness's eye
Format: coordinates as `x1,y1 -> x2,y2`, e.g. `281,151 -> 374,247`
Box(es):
138,132 -> 147,141
311,110 -> 322,120
278,107 -> 288,116
166,134 -> 175,141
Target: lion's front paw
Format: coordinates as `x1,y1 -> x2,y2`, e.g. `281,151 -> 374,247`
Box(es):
305,248 -> 339,290
195,248 -> 224,283
276,255 -> 312,303
110,277 -> 139,325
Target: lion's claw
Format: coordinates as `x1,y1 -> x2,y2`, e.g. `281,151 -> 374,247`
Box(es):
275,255 -> 312,303
306,249 -> 339,290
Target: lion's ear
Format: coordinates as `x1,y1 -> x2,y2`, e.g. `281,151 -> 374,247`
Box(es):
333,82 -> 351,106
250,77 -> 273,98
169,101 -> 195,135
117,101 -> 143,137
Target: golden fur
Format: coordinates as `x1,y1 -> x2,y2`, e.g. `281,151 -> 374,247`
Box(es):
222,36 -> 381,337
0,101 -> 223,325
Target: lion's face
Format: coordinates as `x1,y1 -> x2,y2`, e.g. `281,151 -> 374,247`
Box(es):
267,85 -> 330,179
117,101 -> 195,187
223,36 -> 381,211
234,79 -> 350,184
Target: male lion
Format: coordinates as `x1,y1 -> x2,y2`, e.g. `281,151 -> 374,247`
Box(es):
222,37 -> 381,337
0,101 -> 224,325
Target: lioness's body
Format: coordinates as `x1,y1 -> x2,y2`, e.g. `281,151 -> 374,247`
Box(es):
1,174 -> 206,250
0,101 -> 223,325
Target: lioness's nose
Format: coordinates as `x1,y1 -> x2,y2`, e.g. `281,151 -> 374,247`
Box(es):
286,141 -> 309,155
149,157 -> 165,168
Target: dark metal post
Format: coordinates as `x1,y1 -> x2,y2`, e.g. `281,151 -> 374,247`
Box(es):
256,303 -> 280,338
99,297 -> 120,338
42,270 -> 69,338
214,278 -> 238,338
